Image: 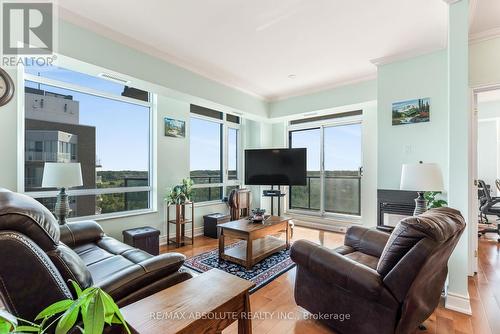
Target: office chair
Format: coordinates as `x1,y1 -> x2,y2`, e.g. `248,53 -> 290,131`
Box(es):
477,180 -> 500,242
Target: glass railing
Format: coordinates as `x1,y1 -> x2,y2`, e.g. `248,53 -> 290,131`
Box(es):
290,174 -> 361,216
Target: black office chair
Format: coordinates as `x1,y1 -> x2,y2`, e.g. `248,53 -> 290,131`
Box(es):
478,179 -> 500,242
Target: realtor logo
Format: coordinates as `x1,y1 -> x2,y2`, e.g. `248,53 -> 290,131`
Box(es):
2,2 -> 53,55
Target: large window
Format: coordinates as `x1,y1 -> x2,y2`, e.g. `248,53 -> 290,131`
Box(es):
190,105 -> 240,203
289,114 -> 362,217
23,64 -> 153,218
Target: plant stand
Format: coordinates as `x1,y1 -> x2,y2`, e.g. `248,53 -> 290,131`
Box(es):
166,201 -> 194,247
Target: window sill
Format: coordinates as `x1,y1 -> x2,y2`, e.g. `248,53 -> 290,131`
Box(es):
194,200 -> 227,208
67,208 -> 158,222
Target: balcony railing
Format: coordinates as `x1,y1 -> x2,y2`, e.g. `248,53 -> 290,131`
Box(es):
190,176 -> 222,202
290,175 -> 361,216
25,151 -> 73,163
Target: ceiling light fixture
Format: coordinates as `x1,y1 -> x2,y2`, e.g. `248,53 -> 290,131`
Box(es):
288,74 -> 297,79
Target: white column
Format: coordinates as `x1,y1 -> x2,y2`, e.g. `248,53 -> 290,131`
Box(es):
446,0 -> 471,314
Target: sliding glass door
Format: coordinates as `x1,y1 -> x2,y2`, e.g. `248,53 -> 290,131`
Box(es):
289,121 -> 362,217
289,128 -> 321,210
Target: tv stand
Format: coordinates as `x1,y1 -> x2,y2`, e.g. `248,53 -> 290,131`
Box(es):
262,186 -> 286,216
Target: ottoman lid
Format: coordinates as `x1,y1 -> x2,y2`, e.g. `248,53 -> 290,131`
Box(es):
123,226 -> 160,237
204,213 -> 230,219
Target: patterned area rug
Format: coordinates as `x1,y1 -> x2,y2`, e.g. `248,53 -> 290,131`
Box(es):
183,241 -> 295,293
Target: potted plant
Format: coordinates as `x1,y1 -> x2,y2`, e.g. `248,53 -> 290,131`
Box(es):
0,281 -> 129,334
424,191 -> 448,209
166,178 -> 194,205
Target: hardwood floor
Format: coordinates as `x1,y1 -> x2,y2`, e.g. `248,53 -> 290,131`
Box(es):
162,226 -> 500,334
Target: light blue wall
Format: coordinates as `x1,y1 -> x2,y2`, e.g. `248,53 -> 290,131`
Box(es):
470,36 -> 500,87
268,79 -> 377,118
377,50 -> 449,190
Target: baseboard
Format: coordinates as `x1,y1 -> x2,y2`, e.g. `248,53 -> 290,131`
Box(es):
445,292 -> 472,315
159,226 -> 204,245
292,219 -> 349,233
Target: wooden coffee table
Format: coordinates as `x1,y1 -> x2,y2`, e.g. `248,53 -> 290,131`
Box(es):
121,269 -> 255,334
218,216 -> 290,269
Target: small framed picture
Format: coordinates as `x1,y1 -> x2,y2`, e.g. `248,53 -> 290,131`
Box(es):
392,98 -> 430,125
164,117 -> 186,138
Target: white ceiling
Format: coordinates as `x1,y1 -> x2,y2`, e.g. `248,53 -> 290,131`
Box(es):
57,1 -> 469,101
470,0 -> 500,38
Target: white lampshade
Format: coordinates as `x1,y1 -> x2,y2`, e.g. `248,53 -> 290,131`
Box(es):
400,163 -> 444,191
42,163 -> 83,188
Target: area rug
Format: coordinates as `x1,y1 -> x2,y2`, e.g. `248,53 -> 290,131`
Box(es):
183,241 -> 295,293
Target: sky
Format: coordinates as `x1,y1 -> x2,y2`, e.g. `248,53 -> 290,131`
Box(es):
291,124 -> 362,172
25,65 -> 150,171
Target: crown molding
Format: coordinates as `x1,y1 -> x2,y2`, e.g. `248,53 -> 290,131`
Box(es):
57,6 -> 269,101
469,27 -> 500,44
267,73 -> 377,102
370,46 -> 446,66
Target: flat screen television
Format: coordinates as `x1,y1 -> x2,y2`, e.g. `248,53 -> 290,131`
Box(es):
245,148 -> 307,186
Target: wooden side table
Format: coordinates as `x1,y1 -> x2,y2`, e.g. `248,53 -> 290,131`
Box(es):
165,201 -> 194,247
121,269 -> 255,334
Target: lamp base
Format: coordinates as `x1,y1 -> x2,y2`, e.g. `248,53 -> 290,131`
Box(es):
413,192 -> 427,216
55,187 -> 71,225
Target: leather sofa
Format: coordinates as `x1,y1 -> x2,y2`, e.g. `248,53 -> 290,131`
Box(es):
290,207 -> 465,334
0,189 -> 192,322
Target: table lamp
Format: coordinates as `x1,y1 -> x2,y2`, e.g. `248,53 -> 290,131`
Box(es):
42,162 -> 83,224
400,162 -> 444,216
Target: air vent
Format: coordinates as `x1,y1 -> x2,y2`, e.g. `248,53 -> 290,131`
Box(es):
98,73 -> 131,85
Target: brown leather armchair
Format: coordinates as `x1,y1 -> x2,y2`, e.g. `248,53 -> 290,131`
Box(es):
291,207 -> 465,334
0,189 -> 192,323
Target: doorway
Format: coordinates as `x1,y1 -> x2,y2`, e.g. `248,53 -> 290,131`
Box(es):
470,86 -> 500,274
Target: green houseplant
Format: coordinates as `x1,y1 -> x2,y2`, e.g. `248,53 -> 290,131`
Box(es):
166,178 -> 194,205
0,281 -> 129,334
424,191 -> 448,209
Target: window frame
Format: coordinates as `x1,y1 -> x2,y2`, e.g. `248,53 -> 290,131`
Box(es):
19,64 -> 156,221
189,112 -> 241,204
286,114 -> 363,222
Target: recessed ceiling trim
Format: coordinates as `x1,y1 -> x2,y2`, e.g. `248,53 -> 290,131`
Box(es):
370,46 -> 446,66
58,6 -> 269,101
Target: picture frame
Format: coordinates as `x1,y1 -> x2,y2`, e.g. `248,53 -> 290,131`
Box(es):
392,98 -> 430,126
164,117 -> 186,138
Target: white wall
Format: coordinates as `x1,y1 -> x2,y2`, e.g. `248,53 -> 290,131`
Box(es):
361,103 -> 378,226
477,120 -> 498,195
477,99 -> 500,196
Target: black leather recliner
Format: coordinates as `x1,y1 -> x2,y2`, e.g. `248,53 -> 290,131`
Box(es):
0,189 -> 192,322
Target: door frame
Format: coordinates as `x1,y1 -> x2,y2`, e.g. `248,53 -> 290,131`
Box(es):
286,114 -> 363,221
469,83 -> 500,275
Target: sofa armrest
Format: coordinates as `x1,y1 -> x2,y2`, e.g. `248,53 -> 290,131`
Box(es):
59,220 -> 104,247
290,240 -> 397,307
344,226 -> 390,258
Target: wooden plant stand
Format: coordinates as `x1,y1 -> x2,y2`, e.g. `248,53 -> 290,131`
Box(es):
166,201 -> 194,247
